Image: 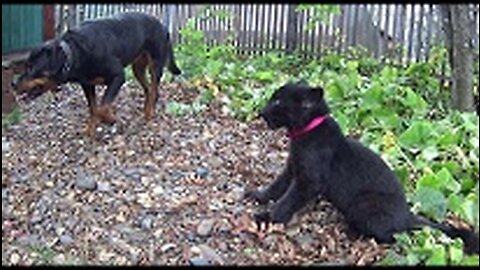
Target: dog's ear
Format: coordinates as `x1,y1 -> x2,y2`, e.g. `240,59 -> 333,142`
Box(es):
301,86 -> 324,109
48,42 -> 66,74
310,87 -> 324,97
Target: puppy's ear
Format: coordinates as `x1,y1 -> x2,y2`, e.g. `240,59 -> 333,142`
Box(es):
310,87 -> 324,98
297,79 -> 309,87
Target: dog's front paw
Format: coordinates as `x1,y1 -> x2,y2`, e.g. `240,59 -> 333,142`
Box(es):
84,116 -> 99,137
253,211 -> 272,231
270,205 -> 293,225
95,105 -> 117,125
243,189 -> 269,205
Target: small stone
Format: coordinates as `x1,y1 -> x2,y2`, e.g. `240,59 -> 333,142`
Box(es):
2,139 -> 10,153
140,215 -> 154,230
231,186 -> 245,201
10,252 -> 21,264
123,168 -> 143,181
17,234 -> 39,247
137,193 -> 153,208
264,234 -> 278,247
2,189 -> 8,199
59,234 -> 74,245
197,244 -> 224,265
295,234 -> 315,252
111,125 -> 118,134
216,220 -> 232,234
152,186 -> 164,195
196,219 -> 216,236
97,182 -> 111,192
30,214 -> 42,224
208,156 -> 223,168
160,243 -> 176,253
75,172 -> 97,191
53,254 -> 66,264
171,170 -> 186,181
195,167 -> 209,178
189,256 -> 210,266
45,181 -> 55,188
14,168 -> 31,183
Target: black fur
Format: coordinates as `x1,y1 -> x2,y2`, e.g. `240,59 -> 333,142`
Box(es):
245,82 -> 479,255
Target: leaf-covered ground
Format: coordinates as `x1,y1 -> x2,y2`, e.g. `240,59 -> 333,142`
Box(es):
2,82 -> 390,265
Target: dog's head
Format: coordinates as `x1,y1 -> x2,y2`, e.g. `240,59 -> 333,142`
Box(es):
260,82 -> 330,130
12,40 -> 67,102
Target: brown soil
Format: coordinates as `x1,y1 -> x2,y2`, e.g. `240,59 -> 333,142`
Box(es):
2,67 -> 18,114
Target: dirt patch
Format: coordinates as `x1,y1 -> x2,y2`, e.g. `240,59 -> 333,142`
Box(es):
1,82 -> 389,265
2,67 -> 18,114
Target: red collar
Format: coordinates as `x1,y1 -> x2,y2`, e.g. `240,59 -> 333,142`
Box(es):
287,115 -> 328,139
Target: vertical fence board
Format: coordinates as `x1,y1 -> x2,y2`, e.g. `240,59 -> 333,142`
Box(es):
51,3 -> 479,67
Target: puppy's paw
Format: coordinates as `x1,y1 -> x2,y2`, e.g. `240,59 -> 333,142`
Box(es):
243,189 -> 269,205
253,211 -> 272,231
270,205 -> 293,225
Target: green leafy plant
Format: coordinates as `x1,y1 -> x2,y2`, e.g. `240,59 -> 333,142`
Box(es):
2,107 -> 22,133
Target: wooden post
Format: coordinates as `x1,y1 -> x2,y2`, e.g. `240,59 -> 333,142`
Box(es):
43,4 -> 55,40
285,4 -> 298,54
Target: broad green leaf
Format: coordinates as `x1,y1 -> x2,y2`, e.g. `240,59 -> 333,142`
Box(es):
448,243 -> 464,264
425,246 -> 447,266
417,173 -> 442,190
406,253 -> 421,265
437,131 -> 458,146
255,71 -> 274,82
372,107 -> 401,129
421,146 -> 439,161
413,186 -> 447,221
461,255 -> 480,266
461,195 -> 479,227
398,121 -> 433,148
403,87 -> 427,112
436,168 -> 460,193
362,82 -> 384,108
447,193 -> 463,215
334,111 -> 349,134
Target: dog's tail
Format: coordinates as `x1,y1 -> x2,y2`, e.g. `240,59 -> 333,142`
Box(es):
166,35 -> 181,76
411,214 -> 479,254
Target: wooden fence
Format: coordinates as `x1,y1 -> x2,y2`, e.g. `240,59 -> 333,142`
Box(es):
55,4 -> 479,65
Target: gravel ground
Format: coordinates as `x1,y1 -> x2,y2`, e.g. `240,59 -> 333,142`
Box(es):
2,81 -> 388,265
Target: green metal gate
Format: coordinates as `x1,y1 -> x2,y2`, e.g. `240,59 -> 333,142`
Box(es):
2,4 -> 44,54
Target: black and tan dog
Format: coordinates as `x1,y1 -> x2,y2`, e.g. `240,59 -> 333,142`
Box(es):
13,12 -> 181,136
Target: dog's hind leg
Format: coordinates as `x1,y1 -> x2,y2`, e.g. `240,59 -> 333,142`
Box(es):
144,53 -> 162,121
132,51 -> 154,120
132,51 -> 150,94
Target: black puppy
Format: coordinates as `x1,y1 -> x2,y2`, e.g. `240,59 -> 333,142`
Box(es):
245,82 -> 479,254
13,12 -> 181,136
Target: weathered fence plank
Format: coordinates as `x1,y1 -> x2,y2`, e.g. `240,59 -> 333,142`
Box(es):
53,3 -> 479,65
